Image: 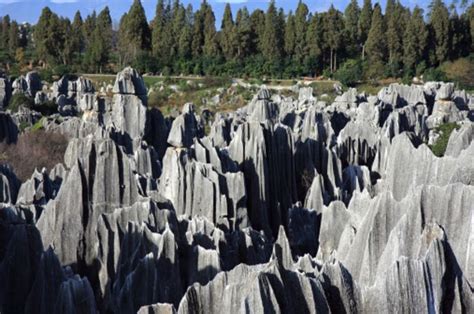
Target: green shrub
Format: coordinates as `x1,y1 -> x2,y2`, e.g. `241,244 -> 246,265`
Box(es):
429,122 -> 460,157
38,68 -> 54,82
423,67 -> 448,82
8,93 -> 34,112
31,118 -> 45,131
440,57 -> 474,90
36,100 -> 58,116
19,121 -> 29,132
53,65 -> 71,78
334,59 -> 363,87
364,61 -> 386,81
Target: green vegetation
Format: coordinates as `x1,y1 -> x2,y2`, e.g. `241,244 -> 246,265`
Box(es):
430,122 -> 460,157
31,118 -> 45,131
8,93 -> 34,112
145,76 -> 241,113
334,59 -> 363,87
440,56 -> 474,91
7,93 -> 57,115
19,121 -> 29,132
0,0 -> 472,84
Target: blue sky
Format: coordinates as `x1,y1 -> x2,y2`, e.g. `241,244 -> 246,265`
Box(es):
0,0 -> 462,26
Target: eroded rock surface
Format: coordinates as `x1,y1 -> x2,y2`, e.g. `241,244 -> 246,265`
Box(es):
0,73 -> 472,313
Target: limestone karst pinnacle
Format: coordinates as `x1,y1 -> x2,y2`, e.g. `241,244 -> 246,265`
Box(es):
0,67 -> 473,313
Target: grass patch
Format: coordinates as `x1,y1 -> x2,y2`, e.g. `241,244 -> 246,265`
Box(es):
31,118 -> 45,131
429,122 -> 460,157
354,82 -> 382,96
308,81 -> 337,96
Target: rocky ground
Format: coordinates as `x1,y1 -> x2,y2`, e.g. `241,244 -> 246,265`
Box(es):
0,68 -> 473,313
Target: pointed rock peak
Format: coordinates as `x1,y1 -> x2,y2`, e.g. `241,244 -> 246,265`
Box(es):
320,258 -> 344,275
182,103 -> 195,115
419,223 -> 446,256
271,225 -> 294,270
113,67 -> 147,96
295,254 -> 318,274
257,86 -> 271,100
304,173 -> 326,212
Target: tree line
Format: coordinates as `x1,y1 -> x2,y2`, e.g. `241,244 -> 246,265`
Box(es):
0,0 -> 472,80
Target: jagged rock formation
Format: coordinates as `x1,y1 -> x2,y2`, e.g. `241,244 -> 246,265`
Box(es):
0,72 -> 472,314
12,71 -> 42,97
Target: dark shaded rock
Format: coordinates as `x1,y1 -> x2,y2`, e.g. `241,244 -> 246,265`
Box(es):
167,103 -> 203,148
0,165 -> 20,204
0,112 -> 18,144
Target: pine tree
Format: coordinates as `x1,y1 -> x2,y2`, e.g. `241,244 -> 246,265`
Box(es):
305,13 -> 323,75
8,21 -> 19,55
191,3 -> 204,57
127,0 -> 151,51
403,7 -> 427,75
385,0 -> 396,22
35,7 -> 64,65
386,0 -> 407,68
284,12 -> 296,57
468,4 -> 474,50
86,7 -> 112,72
358,0 -> 372,59
365,4 -> 387,64
262,0 -> 283,61
293,1 -> 308,63
429,0 -> 450,65
235,7 -> 252,58
117,13 -> 131,66
344,0 -> 360,56
59,18 -> 74,65
97,8 -> 112,42
202,1 -> 219,57
449,8 -> 470,60
171,0 -> 186,59
221,3 -> 236,60
250,9 -> 265,54
71,11 -> 85,54
152,0 -> 172,64
1,15 -> 10,51
178,4 -> 193,59
324,5 -> 344,72
83,11 -> 97,49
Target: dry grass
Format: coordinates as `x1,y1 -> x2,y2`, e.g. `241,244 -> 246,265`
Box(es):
0,130 -> 68,181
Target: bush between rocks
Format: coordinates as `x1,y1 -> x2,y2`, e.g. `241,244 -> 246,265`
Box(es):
0,130 -> 68,181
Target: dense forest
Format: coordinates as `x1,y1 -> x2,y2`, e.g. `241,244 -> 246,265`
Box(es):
0,0 -> 473,83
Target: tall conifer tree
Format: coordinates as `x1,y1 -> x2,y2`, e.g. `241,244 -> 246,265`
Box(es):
221,3 -> 236,60
365,4 -> 387,64
262,0 -> 283,61
344,0 -> 360,56
358,0 -> 372,59
293,1 -> 308,63
429,0 -> 450,65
